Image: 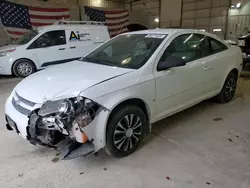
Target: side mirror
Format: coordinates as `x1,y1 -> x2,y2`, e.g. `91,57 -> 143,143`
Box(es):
157,56 -> 186,71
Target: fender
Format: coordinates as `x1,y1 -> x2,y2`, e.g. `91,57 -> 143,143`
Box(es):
219,46 -> 242,91
80,79 -> 156,150
88,80 -> 156,120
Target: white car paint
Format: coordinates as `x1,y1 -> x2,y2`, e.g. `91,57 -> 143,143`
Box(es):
0,24 -> 110,76
5,29 -> 243,156
15,61 -> 133,103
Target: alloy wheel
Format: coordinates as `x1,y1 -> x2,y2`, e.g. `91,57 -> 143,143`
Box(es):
113,114 -> 142,151
17,61 -> 33,77
225,77 -> 236,100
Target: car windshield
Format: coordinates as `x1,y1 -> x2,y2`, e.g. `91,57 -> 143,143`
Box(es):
12,30 -> 38,45
82,34 -> 167,69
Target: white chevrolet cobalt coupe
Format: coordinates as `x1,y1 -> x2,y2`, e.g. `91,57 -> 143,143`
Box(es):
5,29 -> 243,159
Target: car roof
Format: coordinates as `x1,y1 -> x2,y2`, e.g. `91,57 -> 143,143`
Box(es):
124,29 -> 218,38
126,29 -> 194,35
36,24 -> 107,32
123,28 -> 226,44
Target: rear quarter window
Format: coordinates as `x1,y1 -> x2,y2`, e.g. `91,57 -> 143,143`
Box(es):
209,37 -> 228,54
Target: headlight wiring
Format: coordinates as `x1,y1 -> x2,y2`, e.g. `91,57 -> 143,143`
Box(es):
37,97 -> 102,134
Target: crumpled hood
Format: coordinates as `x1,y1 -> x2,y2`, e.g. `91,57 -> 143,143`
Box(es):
0,45 -> 20,53
15,60 -> 132,103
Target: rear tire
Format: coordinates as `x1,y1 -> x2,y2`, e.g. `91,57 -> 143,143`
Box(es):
13,59 -> 36,77
215,72 -> 237,103
106,105 -> 147,158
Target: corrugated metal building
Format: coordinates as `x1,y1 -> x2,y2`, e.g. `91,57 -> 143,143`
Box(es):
1,0 -> 250,45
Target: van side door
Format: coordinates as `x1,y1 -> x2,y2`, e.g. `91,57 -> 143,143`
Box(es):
91,27 -> 110,47
66,29 -> 94,58
27,30 -> 77,68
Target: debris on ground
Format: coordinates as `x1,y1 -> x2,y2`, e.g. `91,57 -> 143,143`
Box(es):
206,182 -> 211,185
166,176 -> 171,180
228,138 -> 233,142
213,117 -> 223,121
80,172 -> 84,175
103,168 -> 107,171
52,158 -> 59,163
18,173 -> 24,177
55,153 -> 60,156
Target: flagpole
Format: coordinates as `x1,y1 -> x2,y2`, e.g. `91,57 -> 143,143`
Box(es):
0,23 -> 11,39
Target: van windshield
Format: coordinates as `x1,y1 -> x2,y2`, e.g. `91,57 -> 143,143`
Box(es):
12,30 -> 38,45
82,34 -> 166,69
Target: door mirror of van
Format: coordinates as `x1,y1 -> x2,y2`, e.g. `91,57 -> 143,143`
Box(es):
157,56 -> 186,71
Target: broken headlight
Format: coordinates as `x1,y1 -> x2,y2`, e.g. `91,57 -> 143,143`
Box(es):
38,99 -> 72,116
38,97 -> 101,130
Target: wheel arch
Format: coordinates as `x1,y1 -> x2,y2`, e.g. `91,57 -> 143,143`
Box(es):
230,68 -> 239,77
221,67 -> 239,88
106,98 -> 151,136
12,58 -> 37,75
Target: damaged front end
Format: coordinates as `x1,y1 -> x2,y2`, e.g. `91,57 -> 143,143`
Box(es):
27,96 -> 102,159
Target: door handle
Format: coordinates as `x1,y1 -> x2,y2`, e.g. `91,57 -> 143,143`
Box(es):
59,48 -> 65,50
204,66 -> 212,71
70,46 -> 76,49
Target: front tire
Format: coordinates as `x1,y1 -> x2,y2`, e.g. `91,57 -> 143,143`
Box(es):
215,72 -> 237,103
13,59 -> 36,77
106,105 -> 147,158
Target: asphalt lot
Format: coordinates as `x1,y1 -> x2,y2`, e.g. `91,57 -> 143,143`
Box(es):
0,74 -> 250,188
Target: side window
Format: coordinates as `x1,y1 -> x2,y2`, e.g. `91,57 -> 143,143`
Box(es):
202,36 -> 212,57
209,37 -> 228,54
160,34 -> 203,63
103,46 -> 112,57
28,30 -> 66,49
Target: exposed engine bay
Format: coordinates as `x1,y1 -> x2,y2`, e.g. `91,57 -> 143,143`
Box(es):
26,96 -> 102,159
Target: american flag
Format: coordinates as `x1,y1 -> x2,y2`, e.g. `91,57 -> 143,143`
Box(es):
0,1 -> 70,39
84,6 -> 129,37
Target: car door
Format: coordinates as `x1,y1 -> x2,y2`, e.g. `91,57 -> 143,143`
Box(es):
154,33 -> 208,120
203,37 -> 229,90
28,30 -> 76,68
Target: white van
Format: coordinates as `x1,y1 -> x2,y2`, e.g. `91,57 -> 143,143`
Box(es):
0,21 -> 110,77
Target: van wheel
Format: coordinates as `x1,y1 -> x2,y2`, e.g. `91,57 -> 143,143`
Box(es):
13,59 -> 36,77
106,105 -> 147,158
215,72 -> 237,103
